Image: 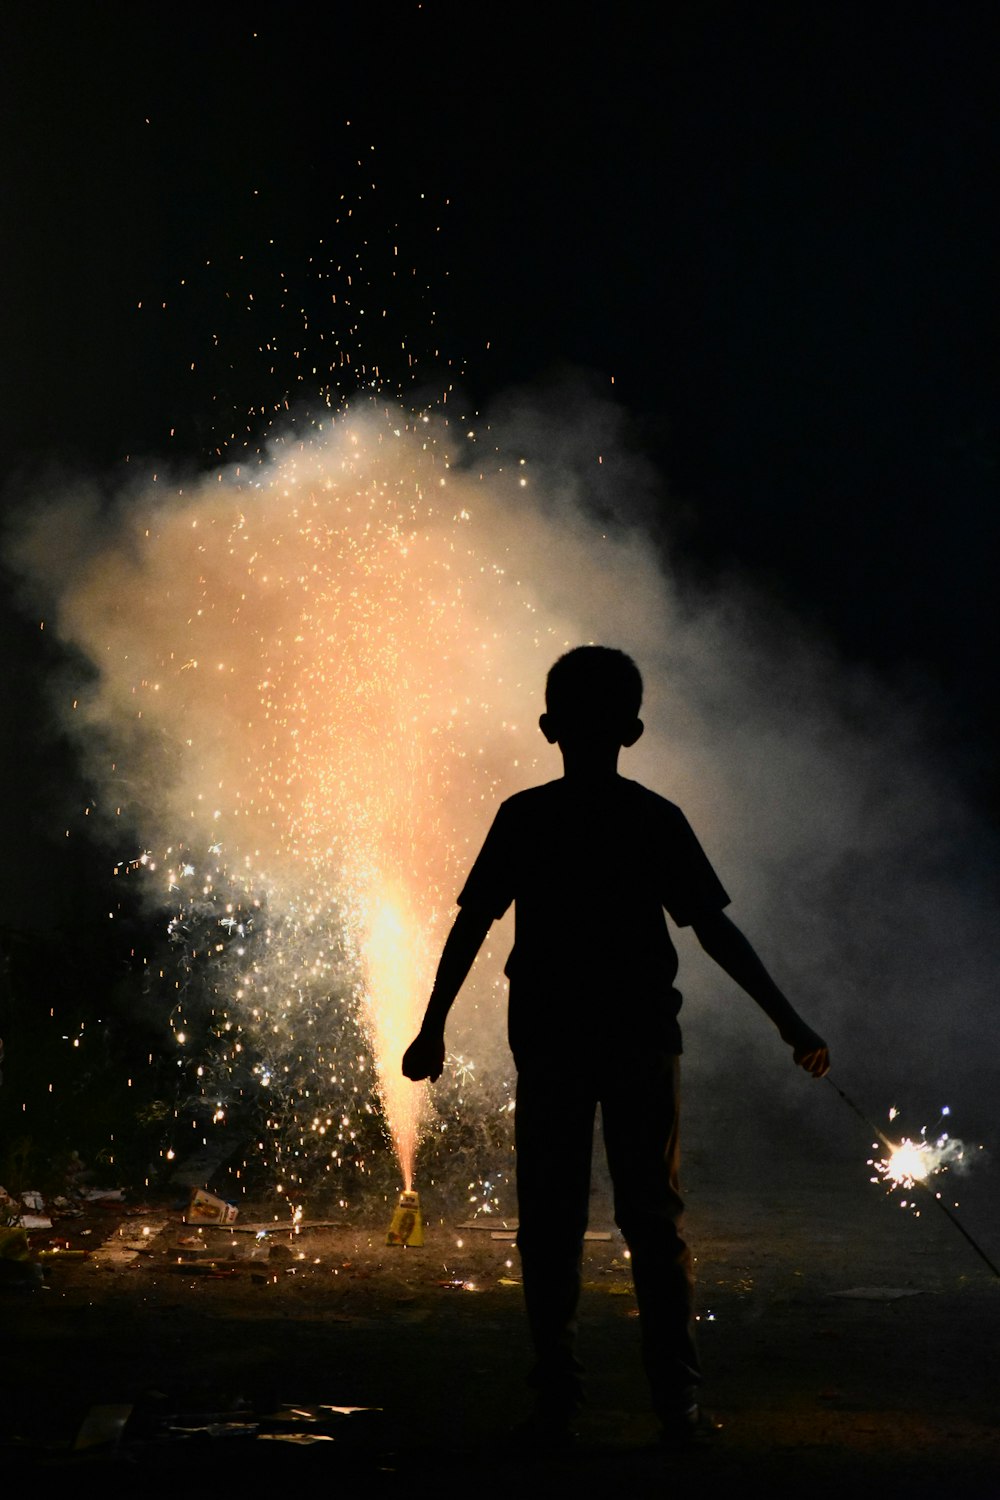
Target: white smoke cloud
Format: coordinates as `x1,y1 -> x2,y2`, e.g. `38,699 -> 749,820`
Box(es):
6,386 -> 996,1204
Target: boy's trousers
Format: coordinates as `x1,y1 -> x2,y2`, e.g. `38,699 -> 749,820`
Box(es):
514,1045 -> 700,1416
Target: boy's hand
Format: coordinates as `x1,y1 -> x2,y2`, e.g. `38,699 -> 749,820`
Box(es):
402,1027 -> 446,1083
790,1027 -> 830,1077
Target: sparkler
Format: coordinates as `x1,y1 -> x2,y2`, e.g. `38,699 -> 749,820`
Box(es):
826,1076 -> 999,1278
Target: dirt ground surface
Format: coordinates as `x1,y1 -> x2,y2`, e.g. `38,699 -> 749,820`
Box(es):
2,1148 -> 998,1497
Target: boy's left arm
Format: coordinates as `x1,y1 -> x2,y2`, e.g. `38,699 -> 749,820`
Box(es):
690,909 -> 830,1076
402,904 -> 494,1082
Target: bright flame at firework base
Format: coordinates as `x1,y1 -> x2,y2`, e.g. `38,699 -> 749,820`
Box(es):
363,887 -> 430,1192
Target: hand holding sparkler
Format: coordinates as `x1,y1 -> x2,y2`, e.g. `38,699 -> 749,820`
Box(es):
791,1027 -> 830,1078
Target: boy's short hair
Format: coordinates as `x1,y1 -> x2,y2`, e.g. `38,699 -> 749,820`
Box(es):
545,646 -> 643,726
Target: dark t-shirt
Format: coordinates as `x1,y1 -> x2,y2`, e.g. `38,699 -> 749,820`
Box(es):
457,777 -> 730,1061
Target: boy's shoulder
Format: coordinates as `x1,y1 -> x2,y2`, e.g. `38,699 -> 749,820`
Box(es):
500,777 -> 686,821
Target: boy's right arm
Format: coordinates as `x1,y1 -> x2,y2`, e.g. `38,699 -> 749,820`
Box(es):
691,909 -> 830,1076
402,905 -> 494,1082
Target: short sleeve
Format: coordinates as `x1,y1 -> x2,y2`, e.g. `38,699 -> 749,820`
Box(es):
659,806 -> 730,927
457,801 -> 517,919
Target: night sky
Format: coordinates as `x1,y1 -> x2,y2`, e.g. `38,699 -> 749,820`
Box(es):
2,1 -> 998,942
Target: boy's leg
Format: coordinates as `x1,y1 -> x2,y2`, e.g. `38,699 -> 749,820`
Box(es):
514,1059 -> 597,1416
600,1050 -> 701,1418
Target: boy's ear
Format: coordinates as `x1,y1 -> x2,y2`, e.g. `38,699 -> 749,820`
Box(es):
621,717 -> 644,748
539,712 -> 560,744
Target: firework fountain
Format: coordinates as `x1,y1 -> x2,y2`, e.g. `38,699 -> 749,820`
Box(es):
15,403 -> 677,1213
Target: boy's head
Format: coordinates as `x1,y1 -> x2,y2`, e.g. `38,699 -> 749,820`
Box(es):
540,645 -> 644,751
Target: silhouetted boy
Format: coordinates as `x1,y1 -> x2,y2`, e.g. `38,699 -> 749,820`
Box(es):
403,645 -> 828,1445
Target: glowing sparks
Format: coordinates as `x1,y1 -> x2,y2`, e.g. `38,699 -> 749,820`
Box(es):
868,1106 -> 968,1210
362,885 -> 431,1191
880,1139 -> 932,1186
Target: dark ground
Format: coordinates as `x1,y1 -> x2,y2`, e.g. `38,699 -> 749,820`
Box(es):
2,1143 -> 998,1497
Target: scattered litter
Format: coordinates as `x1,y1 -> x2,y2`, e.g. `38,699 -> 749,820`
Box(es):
91,1218 -> 168,1266
259,1432 -> 335,1444
256,1401 -> 380,1425
17,1189 -> 52,1229
185,1188 -> 239,1224
91,1243 -> 141,1267
69,1397 -> 382,1458
49,1196 -> 84,1218
174,1243 -> 219,1261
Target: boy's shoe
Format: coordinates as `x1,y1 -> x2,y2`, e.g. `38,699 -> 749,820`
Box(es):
659,1400 -> 722,1449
